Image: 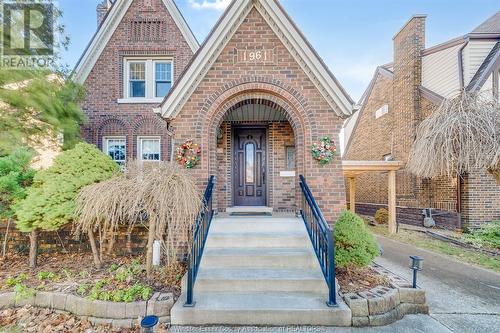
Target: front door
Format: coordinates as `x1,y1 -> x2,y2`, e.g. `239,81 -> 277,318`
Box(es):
233,127 -> 267,206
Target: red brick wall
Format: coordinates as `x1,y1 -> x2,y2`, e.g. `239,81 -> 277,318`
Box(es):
170,8 -> 346,222
81,0 -> 194,160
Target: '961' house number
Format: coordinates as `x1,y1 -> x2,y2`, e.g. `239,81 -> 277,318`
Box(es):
236,49 -> 275,64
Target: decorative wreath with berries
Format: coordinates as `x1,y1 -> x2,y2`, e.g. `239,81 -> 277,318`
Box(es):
176,140 -> 201,169
311,136 -> 337,165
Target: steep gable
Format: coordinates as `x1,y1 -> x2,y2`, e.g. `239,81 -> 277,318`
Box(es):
73,0 -> 198,84
159,0 -> 354,119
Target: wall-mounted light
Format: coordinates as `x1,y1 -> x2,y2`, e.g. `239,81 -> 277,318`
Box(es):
410,255 -> 424,288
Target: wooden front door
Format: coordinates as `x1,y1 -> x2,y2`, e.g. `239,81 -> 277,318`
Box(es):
233,127 -> 267,206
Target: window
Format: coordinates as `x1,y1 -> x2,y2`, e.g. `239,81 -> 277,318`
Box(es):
104,137 -> 126,165
155,62 -> 172,97
138,137 -> 161,161
375,104 -> 389,119
286,146 -> 296,169
129,62 -> 146,97
122,58 -> 173,103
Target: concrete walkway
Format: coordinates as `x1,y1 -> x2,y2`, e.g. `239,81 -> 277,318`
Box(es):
375,235 -> 500,333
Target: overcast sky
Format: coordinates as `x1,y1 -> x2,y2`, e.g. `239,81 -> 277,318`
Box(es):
60,0 -> 499,101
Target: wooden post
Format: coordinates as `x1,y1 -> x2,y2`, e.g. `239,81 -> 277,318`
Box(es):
348,177 -> 356,213
388,171 -> 397,234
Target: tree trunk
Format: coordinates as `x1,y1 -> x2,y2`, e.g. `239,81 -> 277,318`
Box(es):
2,218 -> 11,258
29,229 -> 38,269
88,230 -> 101,269
146,220 -> 156,278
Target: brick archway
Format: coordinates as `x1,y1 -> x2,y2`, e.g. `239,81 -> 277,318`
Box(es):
199,82 -> 314,211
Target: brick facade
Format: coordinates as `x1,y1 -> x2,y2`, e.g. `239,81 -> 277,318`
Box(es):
81,0 -> 195,161
345,16 -> 500,228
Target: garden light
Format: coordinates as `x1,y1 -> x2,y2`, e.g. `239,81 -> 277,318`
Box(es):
410,256 -> 424,288
141,315 -> 159,332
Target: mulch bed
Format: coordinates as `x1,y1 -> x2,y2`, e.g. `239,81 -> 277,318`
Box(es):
0,252 -> 183,298
336,266 -> 392,294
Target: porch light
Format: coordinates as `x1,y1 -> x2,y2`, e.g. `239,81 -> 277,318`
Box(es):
141,315 -> 159,332
409,256 -> 423,288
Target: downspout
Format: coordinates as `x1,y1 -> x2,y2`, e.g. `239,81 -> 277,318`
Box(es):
458,38 -> 469,89
456,174 -> 462,229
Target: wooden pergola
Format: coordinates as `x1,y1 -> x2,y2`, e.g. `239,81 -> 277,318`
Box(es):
342,160 -> 403,234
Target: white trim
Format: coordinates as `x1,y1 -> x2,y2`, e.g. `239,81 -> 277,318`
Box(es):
159,0 -> 354,119
280,171 -> 296,177
103,136 -> 126,163
137,136 -> 161,161
122,57 -> 174,100
73,0 -> 198,84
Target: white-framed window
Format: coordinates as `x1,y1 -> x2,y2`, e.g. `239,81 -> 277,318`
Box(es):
120,58 -> 173,103
104,137 -> 126,165
138,136 -> 161,161
375,104 -> 389,119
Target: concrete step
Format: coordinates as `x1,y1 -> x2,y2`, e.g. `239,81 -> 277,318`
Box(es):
171,292 -> 351,326
194,268 -> 328,294
210,219 -> 305,233
202,247 -> 317,269
205,232 -> 310,248
226,206 -> 273,215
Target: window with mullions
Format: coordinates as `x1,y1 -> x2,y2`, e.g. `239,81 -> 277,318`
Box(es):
129,62 -> 146,97
104,137 -> 126,165
138,137 -> 161,161
155,62 -> 172,97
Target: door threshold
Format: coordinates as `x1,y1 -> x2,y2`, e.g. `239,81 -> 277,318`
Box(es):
226,206 -> 273,216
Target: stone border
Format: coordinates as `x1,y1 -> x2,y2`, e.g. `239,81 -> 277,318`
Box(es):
0,291 -> 173,329
341,264 -> 429,327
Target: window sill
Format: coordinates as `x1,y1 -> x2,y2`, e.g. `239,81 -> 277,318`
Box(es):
117,98 -> 164,104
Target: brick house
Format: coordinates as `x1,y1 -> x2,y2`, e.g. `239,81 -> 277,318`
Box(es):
72,0 -> 355,223
344,13 -> 500,228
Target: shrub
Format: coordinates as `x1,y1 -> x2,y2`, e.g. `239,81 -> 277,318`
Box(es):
335,211 -> 379,268
374,208 -> 389,224
14,142 -> 119,232
462,221 -> 500,250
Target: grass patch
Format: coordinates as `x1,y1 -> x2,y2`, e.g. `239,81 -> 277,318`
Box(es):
369,225 -> 500,273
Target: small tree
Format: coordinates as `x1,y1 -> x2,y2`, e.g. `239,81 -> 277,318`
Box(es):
0,149 -> 35,256
13,143 -> 118,268
335,211 -> 379,268
75,161 -> 202,276
407,90 -> 499,180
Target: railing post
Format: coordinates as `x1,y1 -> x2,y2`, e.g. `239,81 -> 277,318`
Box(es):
326,230 -> 337,307
184,253 -> 195,307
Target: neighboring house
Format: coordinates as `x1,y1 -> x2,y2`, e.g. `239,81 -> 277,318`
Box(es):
72,0 -> 355,222
344,13 -> 500,228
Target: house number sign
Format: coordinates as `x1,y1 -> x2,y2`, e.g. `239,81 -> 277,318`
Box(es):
235,48 -> 275,65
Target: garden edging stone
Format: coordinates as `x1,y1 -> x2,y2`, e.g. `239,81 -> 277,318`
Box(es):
0,290 -> 174,329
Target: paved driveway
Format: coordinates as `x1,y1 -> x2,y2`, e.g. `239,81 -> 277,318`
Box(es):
375,235 -> 500,333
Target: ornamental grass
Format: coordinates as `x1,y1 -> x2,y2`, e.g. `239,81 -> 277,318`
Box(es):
74,160 -> 202,276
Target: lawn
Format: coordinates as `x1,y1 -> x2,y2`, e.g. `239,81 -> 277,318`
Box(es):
369,225 -> 500,273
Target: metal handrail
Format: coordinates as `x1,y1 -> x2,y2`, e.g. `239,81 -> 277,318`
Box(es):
299,175 -> 337,307
184,176 -> 216,307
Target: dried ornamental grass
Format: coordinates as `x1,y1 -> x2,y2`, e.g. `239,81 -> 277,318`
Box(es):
74,161 -> 203,274
407,90 -> 500,179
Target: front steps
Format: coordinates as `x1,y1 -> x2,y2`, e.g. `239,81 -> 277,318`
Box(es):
171,215 -> 351,326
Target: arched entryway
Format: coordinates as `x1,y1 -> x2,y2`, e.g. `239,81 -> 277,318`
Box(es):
202,90 -> 310,214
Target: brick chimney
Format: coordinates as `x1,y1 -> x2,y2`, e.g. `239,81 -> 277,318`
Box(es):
392,15 -> 426,164
96,0 -> 113,27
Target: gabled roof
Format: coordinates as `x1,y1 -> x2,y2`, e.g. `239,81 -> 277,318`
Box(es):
471,11 -> 500,34
343,66 -> 394,156
467,41 -> 500,92
73,0 -> 199,84
158,0 -> 354,119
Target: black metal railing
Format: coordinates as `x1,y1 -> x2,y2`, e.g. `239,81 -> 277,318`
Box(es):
184,176 -> 216,307
299,175 -> 337,307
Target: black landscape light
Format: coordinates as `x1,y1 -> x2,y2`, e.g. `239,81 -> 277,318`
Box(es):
141,315 -> 159,332
410,255 -> 423,288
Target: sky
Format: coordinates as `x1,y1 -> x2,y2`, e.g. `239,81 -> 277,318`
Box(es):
59,0 -> 500,101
